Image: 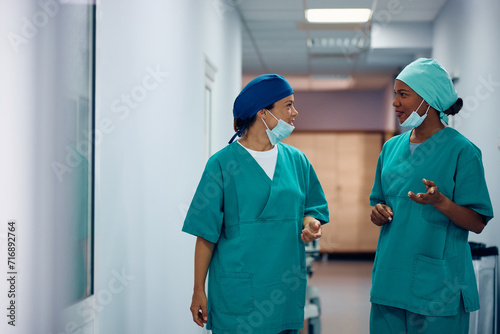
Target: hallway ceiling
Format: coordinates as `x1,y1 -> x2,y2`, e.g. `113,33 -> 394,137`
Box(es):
237,0 -> 448,90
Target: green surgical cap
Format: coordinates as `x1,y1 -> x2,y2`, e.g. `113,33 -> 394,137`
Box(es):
396,58 -> 458,124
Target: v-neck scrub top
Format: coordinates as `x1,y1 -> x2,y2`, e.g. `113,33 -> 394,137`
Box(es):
238,141 -> 278,179
183,142 -> 329,334
369,127 -> 493,317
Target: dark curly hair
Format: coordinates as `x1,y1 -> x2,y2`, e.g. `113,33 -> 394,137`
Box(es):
443,98 -> 463,116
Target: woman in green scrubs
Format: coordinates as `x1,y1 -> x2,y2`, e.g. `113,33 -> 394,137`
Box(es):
369,58 -> 494,333
183,74 -> 329,334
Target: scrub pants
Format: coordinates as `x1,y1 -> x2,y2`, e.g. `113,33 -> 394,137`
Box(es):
370,301 -> 469,334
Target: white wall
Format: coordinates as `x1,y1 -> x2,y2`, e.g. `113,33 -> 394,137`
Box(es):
95,1 -> 241,333
0,2 -> 44,332
433,0 -> 500,247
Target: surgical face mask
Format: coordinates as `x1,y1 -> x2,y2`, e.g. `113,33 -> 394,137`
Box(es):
261,110 -> 295,145
399,99 -> 431,128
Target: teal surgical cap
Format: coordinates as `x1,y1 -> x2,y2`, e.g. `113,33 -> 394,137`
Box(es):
229,74 -> 294,143
396,58 -> 458,124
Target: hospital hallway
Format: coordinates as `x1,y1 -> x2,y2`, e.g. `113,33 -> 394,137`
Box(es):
3,0 -> 500,333
307,257 -> 373,334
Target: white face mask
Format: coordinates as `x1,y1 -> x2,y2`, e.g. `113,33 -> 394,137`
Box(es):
399,99 -> 430,128
261,110 -> 295,145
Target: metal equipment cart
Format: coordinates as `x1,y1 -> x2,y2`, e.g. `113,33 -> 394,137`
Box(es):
469,242 -> 498,334
304,238 -> 322,334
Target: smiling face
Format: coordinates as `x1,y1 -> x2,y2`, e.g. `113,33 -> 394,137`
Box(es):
393,80 -> 426,123
265,94 -> 298,128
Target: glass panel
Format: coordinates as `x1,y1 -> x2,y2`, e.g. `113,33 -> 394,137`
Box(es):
59,1 -> 95,303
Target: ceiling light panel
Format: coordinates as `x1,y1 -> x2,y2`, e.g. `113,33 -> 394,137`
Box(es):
305,8 -> 372,23
307,37 -> 368,49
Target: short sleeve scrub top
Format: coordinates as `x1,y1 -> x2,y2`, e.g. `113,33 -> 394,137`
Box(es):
369,127 -> 494,316
183,141 -> 329,334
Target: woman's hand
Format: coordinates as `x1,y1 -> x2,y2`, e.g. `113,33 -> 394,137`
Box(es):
408,179 -> 443,205
370,204 -> 393,226
301,216 -> 322,242
190,288 -> 208,327
409,178 -> 486,233
191,237 -> 214,327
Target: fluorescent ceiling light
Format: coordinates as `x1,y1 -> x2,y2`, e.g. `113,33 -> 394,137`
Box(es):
305,8 -> 371,23
281,75 -> 355,91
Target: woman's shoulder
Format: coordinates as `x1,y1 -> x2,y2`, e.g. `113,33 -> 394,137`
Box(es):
278,142 -> 304,154
381,131 -> 410,151
276,143 -> 312,169
443,127 -> 482,157
278,142 -> 309,161
204,143 -> 238,168
200,143 -> 247,181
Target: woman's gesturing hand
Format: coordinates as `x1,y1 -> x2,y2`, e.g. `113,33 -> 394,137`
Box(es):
301,217 -> 322,242
408,179 -> 443,205
370,204 -> 393,226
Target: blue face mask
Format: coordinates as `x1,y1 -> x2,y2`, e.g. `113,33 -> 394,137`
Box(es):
399,99 -> 430,128
261,110 -> 295,145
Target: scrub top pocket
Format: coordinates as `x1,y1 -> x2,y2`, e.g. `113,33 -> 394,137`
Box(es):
410,254 -> 453,302
218,272 -> 254,315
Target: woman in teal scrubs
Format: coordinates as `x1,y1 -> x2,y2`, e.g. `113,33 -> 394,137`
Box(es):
183,74 -> 329,334
369,58 -> 494,334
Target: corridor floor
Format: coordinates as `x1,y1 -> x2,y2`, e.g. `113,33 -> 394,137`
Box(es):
307,257 -> 374,334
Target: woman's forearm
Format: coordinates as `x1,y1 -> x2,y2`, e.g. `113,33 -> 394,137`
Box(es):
433,193 -> 486,234
194,236 -> 215,291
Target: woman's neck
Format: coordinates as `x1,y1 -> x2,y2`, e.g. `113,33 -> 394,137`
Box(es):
410,110 -> 446,143
239,127 -> 274,151
410,125 -> 444,143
